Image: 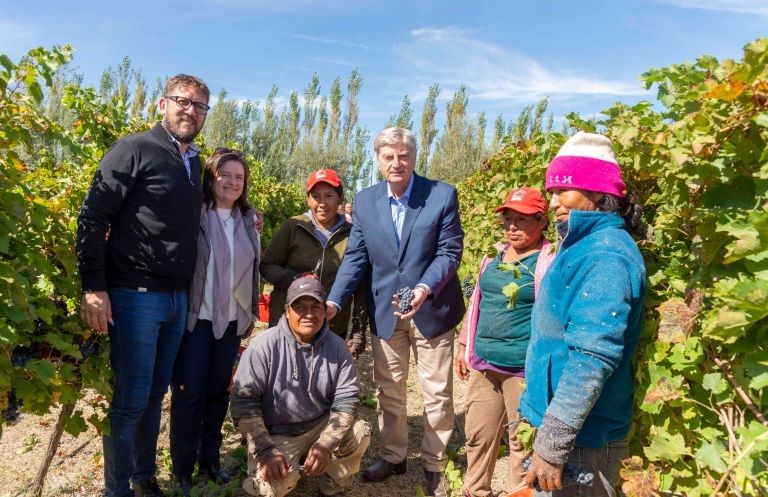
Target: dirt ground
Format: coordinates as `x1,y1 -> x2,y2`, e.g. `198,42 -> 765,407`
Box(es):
0,327 -> 513,497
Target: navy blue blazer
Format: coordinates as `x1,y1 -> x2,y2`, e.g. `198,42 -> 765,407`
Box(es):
328,174 -> 465,340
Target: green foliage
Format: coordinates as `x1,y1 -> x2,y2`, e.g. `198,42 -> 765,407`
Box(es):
457,37 -> 768,496
0,46 -> 306,439
246,164 -> 306,250
429,85 -> 493,185
457,132 -> 564,281
0,45 -> 115,434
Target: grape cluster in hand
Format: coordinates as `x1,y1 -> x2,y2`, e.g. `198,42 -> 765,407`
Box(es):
522,457 -> 594,488
461,275 -> 474,298
396,287 -> 414,313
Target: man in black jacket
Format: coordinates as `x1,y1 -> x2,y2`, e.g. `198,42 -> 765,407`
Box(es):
77,74 -> 210,497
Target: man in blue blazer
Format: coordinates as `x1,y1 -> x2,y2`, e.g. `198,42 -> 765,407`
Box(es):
327,127 -> 465,497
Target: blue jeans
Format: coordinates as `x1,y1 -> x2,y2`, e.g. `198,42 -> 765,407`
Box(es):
534,439 -> 628,497
103,288 -> 187,497
170,319 -> 241,479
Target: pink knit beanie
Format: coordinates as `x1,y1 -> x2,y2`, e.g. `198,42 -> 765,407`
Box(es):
545,132 -> 627,198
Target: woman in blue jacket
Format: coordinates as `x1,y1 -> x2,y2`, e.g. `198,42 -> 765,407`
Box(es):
519,132 -> 646,496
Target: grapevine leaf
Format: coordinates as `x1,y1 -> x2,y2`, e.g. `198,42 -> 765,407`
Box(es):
25,359 -> 56,384
516,420 -> 535,452
643,376 -> 682,404
737,421 -> 768,455
620,456 -> 661,497
644,428 -> 691,462
498,262 -> 522,279
753,112 -> 768,128
502,282 -> 521,309
701,372 -> 728,394
695,442 -> 727,473
656,297 -> 695,343
63,409 -> 88,437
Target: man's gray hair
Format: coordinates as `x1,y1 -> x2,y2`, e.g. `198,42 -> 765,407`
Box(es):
374,127 -> 417,155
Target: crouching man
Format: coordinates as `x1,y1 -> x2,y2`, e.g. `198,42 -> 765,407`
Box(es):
231,276 -> 371,497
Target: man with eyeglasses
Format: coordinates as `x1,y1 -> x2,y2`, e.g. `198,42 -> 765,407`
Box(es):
77,74 -> 211,497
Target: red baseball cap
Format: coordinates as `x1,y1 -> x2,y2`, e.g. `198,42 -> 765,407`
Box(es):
306,169 -> 342,192
494,187 -> 547,214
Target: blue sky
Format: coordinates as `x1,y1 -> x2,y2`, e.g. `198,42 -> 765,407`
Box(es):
1,0 -> 766,140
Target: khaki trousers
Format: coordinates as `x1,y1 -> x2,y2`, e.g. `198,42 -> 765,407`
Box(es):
243,418 -> 371,497
463,369 -> 527,497
371,318 -> 455,471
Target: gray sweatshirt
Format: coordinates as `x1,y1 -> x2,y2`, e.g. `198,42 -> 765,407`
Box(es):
230,316 -> 360,436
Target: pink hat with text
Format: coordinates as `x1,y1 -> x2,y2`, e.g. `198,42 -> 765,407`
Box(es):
545,132 -> 626,198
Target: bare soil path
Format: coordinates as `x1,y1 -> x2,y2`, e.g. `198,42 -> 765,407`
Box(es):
0,329 -> 512,497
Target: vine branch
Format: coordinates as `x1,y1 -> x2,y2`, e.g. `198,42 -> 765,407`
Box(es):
713,357 -> 768,427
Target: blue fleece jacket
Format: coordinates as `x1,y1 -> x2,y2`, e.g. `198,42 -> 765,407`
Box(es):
519,210 -> 646,449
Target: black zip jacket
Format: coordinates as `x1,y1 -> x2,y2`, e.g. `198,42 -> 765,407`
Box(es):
76,122 -> 203,292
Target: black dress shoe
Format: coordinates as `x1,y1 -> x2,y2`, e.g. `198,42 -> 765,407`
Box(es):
362,458 -> 407,482
424,469 -> 448,497
131,476 -> 164,497
175,475 -> 194,497
199,462 -> 231,483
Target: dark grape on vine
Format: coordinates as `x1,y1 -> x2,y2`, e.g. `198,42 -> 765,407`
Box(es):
2,390 -> 22,423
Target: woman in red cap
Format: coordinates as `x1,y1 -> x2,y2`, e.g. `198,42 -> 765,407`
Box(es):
260,169 -> 367,357
456,187 -> 555,497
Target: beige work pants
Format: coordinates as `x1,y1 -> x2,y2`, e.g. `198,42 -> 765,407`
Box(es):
371,318 -> 455,471
243,418 -> 371,497
463,369 -> 528,496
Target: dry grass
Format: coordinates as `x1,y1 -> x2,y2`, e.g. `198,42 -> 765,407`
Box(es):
0,326 -> 514,497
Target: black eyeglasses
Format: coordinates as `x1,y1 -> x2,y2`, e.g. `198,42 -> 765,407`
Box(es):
165,95 -> 210,115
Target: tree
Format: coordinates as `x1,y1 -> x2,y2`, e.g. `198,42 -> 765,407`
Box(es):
387,94 -> 414,130
327,77 -> 342,147
417,83 -> 440,174
202,88 -> 253,152
428,85 -> 489,184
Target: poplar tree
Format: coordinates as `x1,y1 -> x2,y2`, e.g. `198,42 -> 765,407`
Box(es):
417,83 -> 440,174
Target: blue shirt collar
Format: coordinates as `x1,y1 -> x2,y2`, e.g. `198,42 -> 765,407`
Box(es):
164,128 -> 200,157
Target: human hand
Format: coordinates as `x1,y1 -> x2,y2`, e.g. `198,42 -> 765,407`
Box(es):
347,338 -> 362,359
80,291 -> 112,334
252,210 -> 264,234
261,453 -> 290,483
303,443 -> 331,476
392,286 -> 427,320
455,344 -> 469,381
525,452 -> 563,491
325,302 -> 338,320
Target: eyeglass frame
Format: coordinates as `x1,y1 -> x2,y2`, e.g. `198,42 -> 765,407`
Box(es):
164,95 -> 211,115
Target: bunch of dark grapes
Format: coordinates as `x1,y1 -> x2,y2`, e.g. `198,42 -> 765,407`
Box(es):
2,390 -> 22,423
11,346 -> 32,368
461,274 -> 474,298
79,333 -> 101,360
396,287 -> 414,313
522,457 -> 594,488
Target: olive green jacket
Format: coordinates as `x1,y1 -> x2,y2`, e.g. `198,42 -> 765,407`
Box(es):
259,214 -> 368,343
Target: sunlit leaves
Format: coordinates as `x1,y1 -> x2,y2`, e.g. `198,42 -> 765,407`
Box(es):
460,37 -> 768,495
